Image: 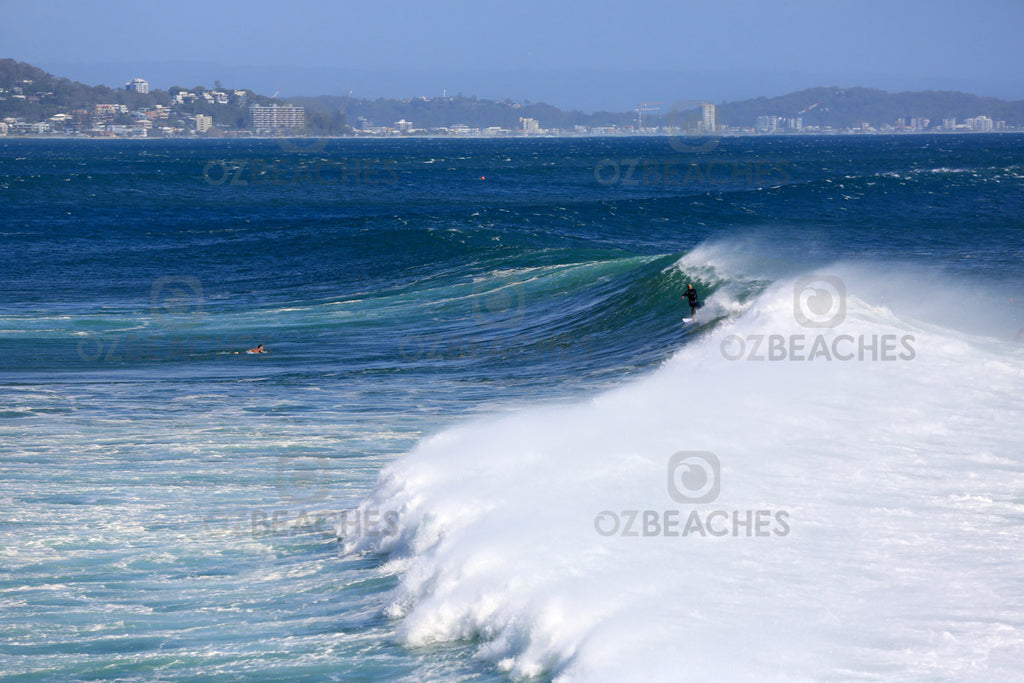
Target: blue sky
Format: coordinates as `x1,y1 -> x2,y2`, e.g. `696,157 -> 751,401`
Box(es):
3,0 -> 1023,110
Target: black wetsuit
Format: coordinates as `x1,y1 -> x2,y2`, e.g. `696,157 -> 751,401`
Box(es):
685,288 -> 700,312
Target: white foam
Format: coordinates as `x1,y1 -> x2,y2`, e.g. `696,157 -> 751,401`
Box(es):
343,267 -> 1024,681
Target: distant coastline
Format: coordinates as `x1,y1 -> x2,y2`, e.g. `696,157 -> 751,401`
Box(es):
4,130 -> 1022,144
2,58 -> 1022,140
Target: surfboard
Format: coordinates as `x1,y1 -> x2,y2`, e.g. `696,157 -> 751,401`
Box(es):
682,318 -> 694,323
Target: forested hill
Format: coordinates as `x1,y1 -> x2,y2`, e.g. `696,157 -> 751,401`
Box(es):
290,93 -> 635,130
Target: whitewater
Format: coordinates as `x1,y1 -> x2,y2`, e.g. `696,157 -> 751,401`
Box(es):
343,250 -> 1024,681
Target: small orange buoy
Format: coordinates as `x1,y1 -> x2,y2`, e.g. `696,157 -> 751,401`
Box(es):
480,176 -> 486,180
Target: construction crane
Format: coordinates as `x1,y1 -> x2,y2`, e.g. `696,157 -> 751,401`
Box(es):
635,102 -> 663,130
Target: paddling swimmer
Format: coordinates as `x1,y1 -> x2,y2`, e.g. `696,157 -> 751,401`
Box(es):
247,344 -> 266,354
683,284 -> 701,319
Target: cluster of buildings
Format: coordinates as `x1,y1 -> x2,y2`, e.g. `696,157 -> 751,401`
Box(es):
0,75 -> 239,137
350,115 -> 555,137
347,103 -> 720,138
310,101 -> 1016,138
0,78 -> 56,132
175,90 -> 236,105
1,101 -> 206,137
126,77 -> 243,106
0,102 -> 309,138
755,115 -> 806,133
748,112 -> 1010,135
0,75 -> 314,137
946,115 -> 997,131
1,75 -> 1019,138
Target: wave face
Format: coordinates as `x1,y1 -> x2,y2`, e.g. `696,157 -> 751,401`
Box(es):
3,134 -> 1024,680
346,256 -> 1024,680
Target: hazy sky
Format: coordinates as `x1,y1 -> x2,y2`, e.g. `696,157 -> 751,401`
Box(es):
3,0 -> 1023,110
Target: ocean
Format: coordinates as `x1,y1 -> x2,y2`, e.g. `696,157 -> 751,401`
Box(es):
2,134 -> 1023,681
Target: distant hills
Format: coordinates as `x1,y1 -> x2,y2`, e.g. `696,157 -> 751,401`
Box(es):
289,93 -> 636,131
2,58 -> 1022,135
714,86 -> 1024,129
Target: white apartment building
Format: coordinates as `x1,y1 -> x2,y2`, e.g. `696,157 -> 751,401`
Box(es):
125,78 -> 149,94
249,104 -> 305,132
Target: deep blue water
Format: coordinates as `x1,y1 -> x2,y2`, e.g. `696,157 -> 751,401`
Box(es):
2,134 -> 1023,681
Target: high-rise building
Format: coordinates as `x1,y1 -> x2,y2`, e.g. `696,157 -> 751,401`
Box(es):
965,115 -> 994,131
249,105 -> 305,132
195,114 -> 213,133
756,115 -> 780,133
125,78 -> 149,94
520,117 -> 540,134
701,103 -> 716,133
